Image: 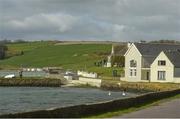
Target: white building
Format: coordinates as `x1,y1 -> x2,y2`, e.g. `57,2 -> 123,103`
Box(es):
77,70 -> 98,78
106,45 -> 114,67
106,44 -> 127,67
123,43 -> 180,83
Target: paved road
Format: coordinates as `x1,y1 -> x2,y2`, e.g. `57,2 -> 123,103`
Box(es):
118,99 -> 180,118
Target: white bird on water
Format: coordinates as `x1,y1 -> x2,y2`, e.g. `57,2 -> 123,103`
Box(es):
122,91 -> 126,96
108,91 -> 111,96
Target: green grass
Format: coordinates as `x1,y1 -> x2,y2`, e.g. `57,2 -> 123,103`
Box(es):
1,42 -> 125,77
5,41 -> 55,59
85,94 -> 180,118
87,67 -> 123,77
7,41 -> 55,53
1,43 -> 112,74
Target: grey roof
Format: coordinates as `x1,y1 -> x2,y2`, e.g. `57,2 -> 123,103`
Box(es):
164,51 -> 180,68
115,46 -> 128,56
113,44 -> 128,56
142,56 -> 156,68
135,43 -> 180,56
134,43 -> 180,67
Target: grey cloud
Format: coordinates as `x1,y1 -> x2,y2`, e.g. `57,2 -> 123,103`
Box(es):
9,13 -> 78,32
0,0 -> 179,41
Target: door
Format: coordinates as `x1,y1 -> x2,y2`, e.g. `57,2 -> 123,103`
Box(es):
147,72 -> 150,80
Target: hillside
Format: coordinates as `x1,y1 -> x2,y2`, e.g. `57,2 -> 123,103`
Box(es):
0,42 -> 111,71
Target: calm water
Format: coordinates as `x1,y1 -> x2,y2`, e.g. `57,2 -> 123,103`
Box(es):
0,87 -> 138,115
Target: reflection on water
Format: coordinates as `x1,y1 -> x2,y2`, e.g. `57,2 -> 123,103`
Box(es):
0,87 -> 138,115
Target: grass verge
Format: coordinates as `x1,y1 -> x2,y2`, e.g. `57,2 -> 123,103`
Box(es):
84,94 -> 180,118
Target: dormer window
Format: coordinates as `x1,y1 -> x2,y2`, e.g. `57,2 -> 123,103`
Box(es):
158,60 -> 166,66
130,60 -> 137,67
129,60 -> 137,77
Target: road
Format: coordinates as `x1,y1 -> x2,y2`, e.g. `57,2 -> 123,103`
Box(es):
118,98 -> 180,118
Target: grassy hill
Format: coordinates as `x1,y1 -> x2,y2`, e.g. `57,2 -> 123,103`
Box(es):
0,41 -> 125,76
0,42 -> 110,69
5,41 -> 55,58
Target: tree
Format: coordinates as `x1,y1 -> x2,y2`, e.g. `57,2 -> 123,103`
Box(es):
112,56 -> 125,67
0,45 -> 8,59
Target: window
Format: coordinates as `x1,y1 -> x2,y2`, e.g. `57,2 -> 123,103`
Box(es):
134,69 -> 137,76
129,60 -> 137,77
129,69 -> 137,77
130,69 -> 133,76
158,71 -> 166,80
158,60 -> 166,66
130,60 -> 137,67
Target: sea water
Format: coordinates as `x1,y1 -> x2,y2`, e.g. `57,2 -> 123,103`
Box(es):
0,87 -> 138,115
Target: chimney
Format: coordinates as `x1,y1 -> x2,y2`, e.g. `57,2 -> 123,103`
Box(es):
127,42 -> 132,48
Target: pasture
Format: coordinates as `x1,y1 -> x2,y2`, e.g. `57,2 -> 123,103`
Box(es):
0,42 -> 114,73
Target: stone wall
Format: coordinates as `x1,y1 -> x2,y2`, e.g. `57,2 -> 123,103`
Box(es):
79,77 -> 101,87
77,70 -> 98,78
0,78 -> 62,87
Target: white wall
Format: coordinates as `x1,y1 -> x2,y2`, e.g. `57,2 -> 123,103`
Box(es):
125,44 -> 142,82
150,52 -> 174,83
77,71 -> 98,78
64,75 -> 73,80
78,77 -> 102,87
174,77 -> 180,83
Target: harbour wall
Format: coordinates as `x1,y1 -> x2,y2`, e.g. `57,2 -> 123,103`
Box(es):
0,78 -> 62,87
78,77 -> 101,87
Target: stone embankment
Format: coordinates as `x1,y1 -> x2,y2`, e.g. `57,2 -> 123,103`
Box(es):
64,77 -> 101,87
0,78 -> 64,87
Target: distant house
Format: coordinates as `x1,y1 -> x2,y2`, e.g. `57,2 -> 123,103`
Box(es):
64,71 -> 78,80
106,44 -> 127,67
122,43 -> 180,83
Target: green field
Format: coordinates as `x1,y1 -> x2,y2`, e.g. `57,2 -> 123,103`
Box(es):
5,41 -> 55,57
7,41 -> 55,52
0,42 -> 121,75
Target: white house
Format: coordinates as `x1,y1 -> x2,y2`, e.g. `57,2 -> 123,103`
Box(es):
123,43 -> 180,83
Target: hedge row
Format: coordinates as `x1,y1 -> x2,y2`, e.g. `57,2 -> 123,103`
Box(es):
0,89 -> 179,118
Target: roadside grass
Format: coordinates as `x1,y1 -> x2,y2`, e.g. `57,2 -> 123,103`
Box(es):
84,94 -> 180,118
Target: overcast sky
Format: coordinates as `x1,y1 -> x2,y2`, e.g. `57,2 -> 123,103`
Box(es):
0,0 -> 180,41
